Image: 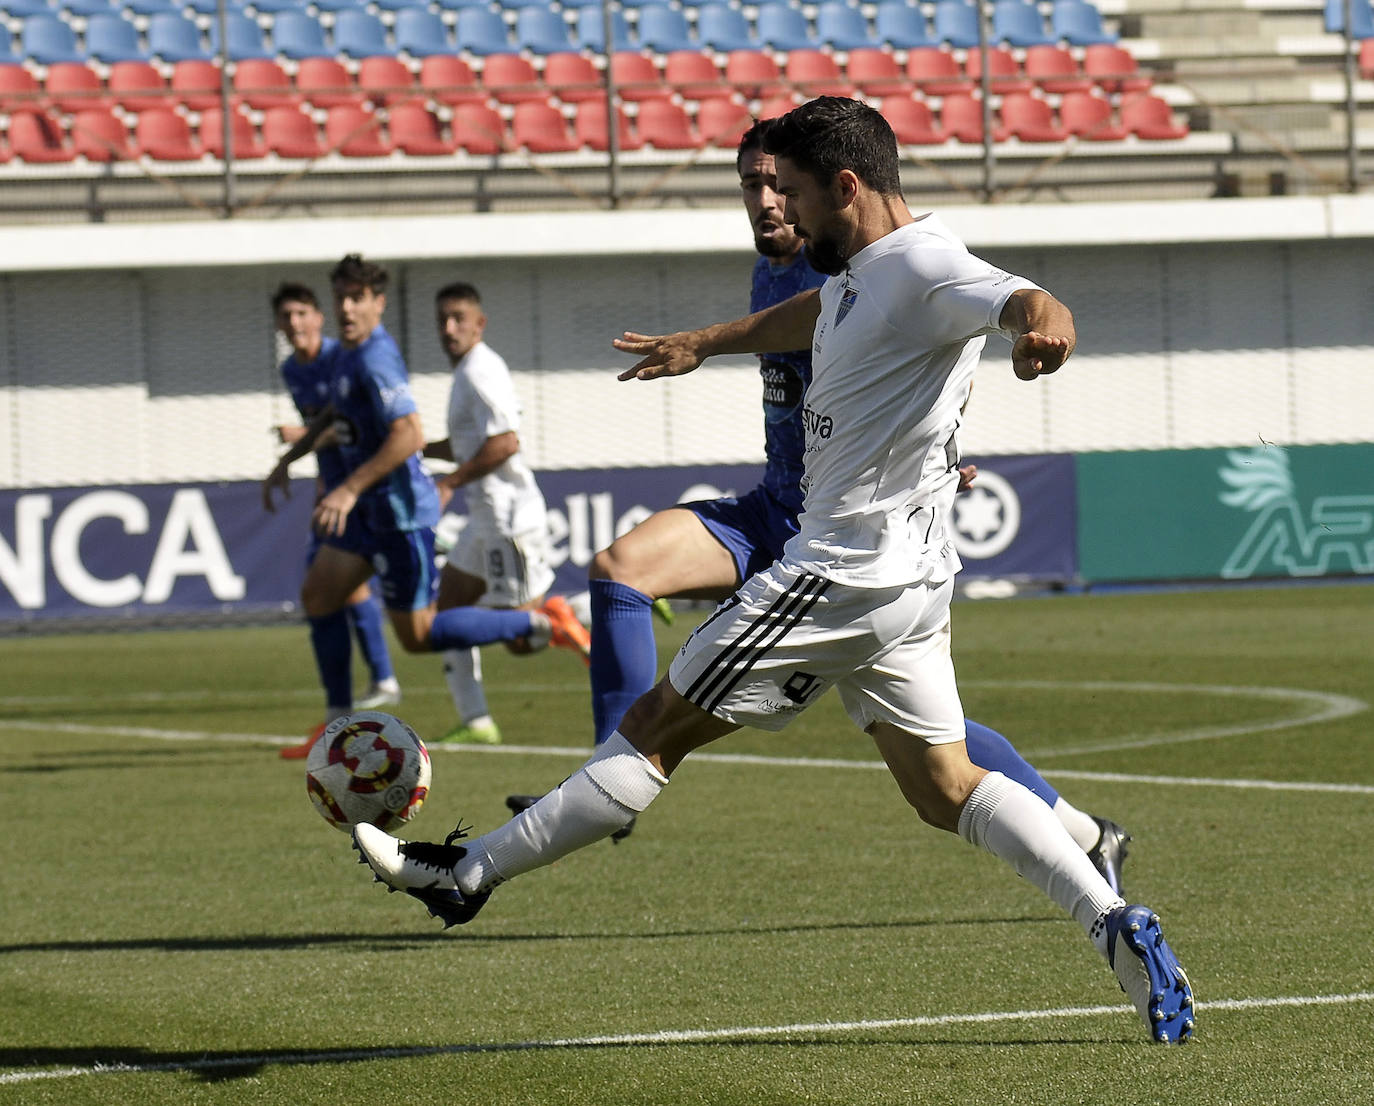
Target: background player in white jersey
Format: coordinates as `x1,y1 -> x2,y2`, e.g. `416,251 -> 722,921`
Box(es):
421,282 -> 590,745
352,100 -> 1193,1044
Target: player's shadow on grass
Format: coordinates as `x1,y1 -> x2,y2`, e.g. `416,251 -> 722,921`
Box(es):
2,748 -> 250,774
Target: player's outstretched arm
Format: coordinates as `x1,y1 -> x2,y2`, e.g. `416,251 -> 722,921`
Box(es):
614,288 -> 822,382
1000,289 -> 1076,381
262,407 -> 333,512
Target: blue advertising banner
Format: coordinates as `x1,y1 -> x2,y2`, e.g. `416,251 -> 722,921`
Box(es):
0,455 -> 1077,624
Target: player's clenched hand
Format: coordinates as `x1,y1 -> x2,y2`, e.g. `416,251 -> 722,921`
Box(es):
312,485 -> 358,537
1011,331 -> 1072,381
613,331 -> 706,381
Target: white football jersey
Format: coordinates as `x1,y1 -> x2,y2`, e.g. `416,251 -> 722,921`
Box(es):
445,340 -> 548,535
785,215 -> 1040,587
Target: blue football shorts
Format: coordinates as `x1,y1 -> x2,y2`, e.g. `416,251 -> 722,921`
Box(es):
682,485 -> 800,585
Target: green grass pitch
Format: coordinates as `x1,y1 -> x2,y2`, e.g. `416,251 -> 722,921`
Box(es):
1,583 -> 1372,1105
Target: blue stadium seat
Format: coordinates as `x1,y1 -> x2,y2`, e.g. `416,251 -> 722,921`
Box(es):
619,0 -> 673,8
184,0 -> 244,14
515,6 -> 573,53
874,2 -> 935,48
575,5 -> 633,51
755,3 -> 815,51
123,0 -> 179,15
62,0 -> 117,17
249,0 -> 301,12
0,25 -> 20,62
85,12 -> 150,62
432,0 -> 486,8
499,0 -> 550,8
208,12 -> 272,61
271,11 -> 331,59
695,4 -> 757,51
816,2 -> 877,49
22,14 -> 85,64
1051,0 -> 1118,44
453,7 -> 513,55
148,12 -> 210,62
396,9 -> 458,56
932,0 -> 980,47
312,0 -> 366,11
637,6 -> 693,53
372,0 -> 430,11
5,0 -> 54,18
332,9 -> 389,58
1324,0 -> 1374,36
991,0 -> 1054,45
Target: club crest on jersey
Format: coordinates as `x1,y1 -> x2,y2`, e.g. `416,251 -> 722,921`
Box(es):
835,286 -> 858,327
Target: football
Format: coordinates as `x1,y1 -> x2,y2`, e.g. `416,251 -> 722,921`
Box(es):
305,711 -> 431,832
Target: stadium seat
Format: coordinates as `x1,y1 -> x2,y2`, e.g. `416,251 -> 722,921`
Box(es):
85,13 -> 151,64
135,107 -> 203,159
433,0 -> 488,9
755,91 -> 798,119
846,48 -> 908,97
5,0 -> 56,18
785,50 -> 856,97
357,55 -> 417,105
149,14 -> 211,63
636,97 -> 701,148
610,52 -> 668,101
695,4 -> 757,52
388,102 -> 455,154
874,2 -> 936,49
271,11 -> 331,61
314,0 -> 367,11
0,65 -> 42,111
232,57 -> 296,109
932,1 -> 979,48
63,0 -> 116,18
965,45 -> 1032,92
183,0 -> 244,14
510,100 -> 577,152
0,26 -> 18,66
906,47 -> 973,96
209,13 -> 272,61
724,49 -> 784,97
70,106 -> 133,159
45,62 -> 105,112
1324,0 -> 1374,36
169,58 -> 221,109
261,104 -> 324,156
515,7 -> 573,55
324,104 -> 392,156
573,95 -> 642,151
756,3 -> 815,51
618,0 -> 673,8
1362,37 -> 1374,77
1023,44 -> 1092,93
695,95 -> 751,146
22,15 -> 85,65
450,100 -> 505,153
250,0 -> 303,12
542,52 -> 599,103
991,0 -> 1054,47
296,56 -> 360,107
1059,89 -> 1126,139
999,92 -> 1066,140
637,6 -> 693,54
879,93 -> 944,143
1120,91 -> 1188,138
575,6 -> 634,52
108,60 -> 167,112
1052,0 -> 1119,45
663,50 -> 726,101
498,0 -> 549,8
199,104 -> 267,157
123,0 -> 179,14
816,2 -> 877,50
373,0 -> 428,11
395,9 -> 454,57
1082,43 -> 1150,92
332,10 -> 390,60
417,54 -> 485,104
453,8 -> 510,55
8,109 -> 76,161
482,53 -> 545,103
940,91 -> 990,142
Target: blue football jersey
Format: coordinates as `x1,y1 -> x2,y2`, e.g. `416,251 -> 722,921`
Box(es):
326,324 -> 440,534
280,336 -> 346,491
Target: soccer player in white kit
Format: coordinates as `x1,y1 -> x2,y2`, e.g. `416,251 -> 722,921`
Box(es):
354,99 -> 1194,1044
421,282 -> 590,745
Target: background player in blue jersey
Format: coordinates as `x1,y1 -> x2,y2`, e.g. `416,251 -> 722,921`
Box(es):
269,282 -> 400,759
513,123 -> 1130,891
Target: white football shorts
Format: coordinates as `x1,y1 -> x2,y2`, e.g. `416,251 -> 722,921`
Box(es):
445,520 -> 556,608
668,561 -> 965,740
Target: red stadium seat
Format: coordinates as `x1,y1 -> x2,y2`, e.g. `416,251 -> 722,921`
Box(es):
261,105 -> 325,157
1121,92 -> 1188,139
1059,90 -> 1127,139
1082,43 -> 1151,93
108,60 -> 168,112
635,98 -> 701,149
880,94 -> 945,144
70,107 -> 134,160
663,50 -> 727,102
1362,38 -> 1374,79
388,102 -> 456,155
999,92 -> 1067,141
784,49 -> 856,98
1023,44 -> 1092,94
200,105 -> 268,158
756,92 -> 800,120
573,96 -> 641,151
0,64 -> 42,112
965,45 -> 1033,93
232,58 -> 297,110
296,57 -> 360,108
905,47 -> 973,97
135,108 -> 204,159
8,109 -> 76,162
695,96 -> 752,147
325,104 -> 392,156
417,55 -> 485,106
940,92 -> 997,143
46,62 -> 106,113
482,54 -> 546,105
450,102 -> 506,154
510,101 -> 577,153
724,50 -> 785,97
846,48 -> 909,98
170,59 -> 223,111
610,52 -> 668,102
544,51 -> 602,103
357,55 -> 420,107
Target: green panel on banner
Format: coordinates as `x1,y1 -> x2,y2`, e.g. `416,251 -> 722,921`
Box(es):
1077,443 -> 1374,582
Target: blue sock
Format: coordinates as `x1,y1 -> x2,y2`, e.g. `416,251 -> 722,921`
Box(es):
589,579 -> 658,745
308,609 -> 353,711
428,606 -> 535,651
346,591 -> 394,683
964,718 -> 1060,807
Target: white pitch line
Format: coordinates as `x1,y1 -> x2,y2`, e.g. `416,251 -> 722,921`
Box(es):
2,991 -> 1371,1086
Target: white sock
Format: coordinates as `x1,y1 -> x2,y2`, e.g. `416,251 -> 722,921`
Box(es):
958,772 -> 1125,956
1053,797 -> 1103,853
442,647 -> 488,725
455,731 -> 668,894
524,611 -> 552,652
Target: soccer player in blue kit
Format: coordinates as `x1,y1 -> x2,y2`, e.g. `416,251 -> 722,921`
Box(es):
520,121 -> 1131,891
269,281 -> 401,759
